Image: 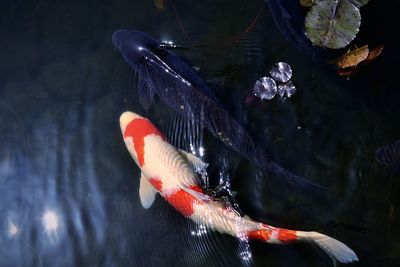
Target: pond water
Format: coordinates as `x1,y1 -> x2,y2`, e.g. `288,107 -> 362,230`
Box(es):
0,0 -> 399,266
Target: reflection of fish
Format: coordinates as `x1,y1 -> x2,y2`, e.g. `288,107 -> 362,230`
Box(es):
119,111 -> 358,264
112,29 -> 326,192
376,140 -> 400,173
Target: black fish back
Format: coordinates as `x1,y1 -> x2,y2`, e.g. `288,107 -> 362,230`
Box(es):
136,47 -> 327,192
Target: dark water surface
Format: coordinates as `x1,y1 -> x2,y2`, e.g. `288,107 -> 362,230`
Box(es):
1,0 -> 399,266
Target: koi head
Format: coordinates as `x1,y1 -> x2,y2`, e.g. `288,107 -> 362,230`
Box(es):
119,111 -> 165,168
120,112 -> 143,166
112,29 -> 160,65
119,111 -> 143,136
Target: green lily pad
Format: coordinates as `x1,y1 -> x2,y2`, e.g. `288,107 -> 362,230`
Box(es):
300,0 -> 318,7
349,0 -> 369,8
305,0 -> 361,49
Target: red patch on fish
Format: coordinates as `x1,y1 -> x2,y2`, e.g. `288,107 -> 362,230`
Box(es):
188,185 -> 203,193
149,177 -> 163,192
165,189 -> 201,217
276,229 -> 297,243
247,229 -> 271,241
124,118 -> 165,167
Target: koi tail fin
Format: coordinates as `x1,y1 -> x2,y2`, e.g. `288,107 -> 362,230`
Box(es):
297,231 -> 359,264
246,222 -> 358,264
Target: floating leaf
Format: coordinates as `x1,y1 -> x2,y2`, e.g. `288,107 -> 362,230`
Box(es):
251,62 -> 298,101
335,45 -> 369,69
305,0 -> 361,49
253,77 -> 277,100
269,62 -> 292,83
365,45 -> 384,61
277,81 -> 297,98
300,0 -> 318,7
301,0 -> 368,9
336,44 -> 384,79
348,0 -> 369,8
337,67 -> 355,78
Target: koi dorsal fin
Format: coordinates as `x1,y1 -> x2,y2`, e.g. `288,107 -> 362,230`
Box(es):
181,187 -> 211,202
178,149 -> 208,172
139,172 -> 157,209
137,69 -> 156,110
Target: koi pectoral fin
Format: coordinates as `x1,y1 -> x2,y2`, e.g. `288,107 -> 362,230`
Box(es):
139,172 -> 157,209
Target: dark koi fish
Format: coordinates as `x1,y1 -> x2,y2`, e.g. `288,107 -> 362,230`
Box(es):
112,29 -> 326,192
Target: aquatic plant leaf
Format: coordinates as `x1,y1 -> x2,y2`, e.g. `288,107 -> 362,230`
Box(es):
300,0 -> 319,7
266,0 -> 337,63
302,0 -> 369,8
277,80 -> 296,98
269,62 -> 292,83
335,45 -> 369,69
348,0 -> 369,8
253,77 -> 277,100
334,44 -> 383,69
365,44 -> 384,62
337,67 -> 354,78
305,0 -> 361,49
336,44 -> 383,79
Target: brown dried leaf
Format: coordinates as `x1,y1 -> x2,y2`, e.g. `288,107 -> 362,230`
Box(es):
337,67 -> 357,79
336,45 -> 369,69
337,44 -> 384,79
366,45 -> 384,62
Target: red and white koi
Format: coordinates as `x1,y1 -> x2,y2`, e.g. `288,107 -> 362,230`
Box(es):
119,111 -> 358,264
